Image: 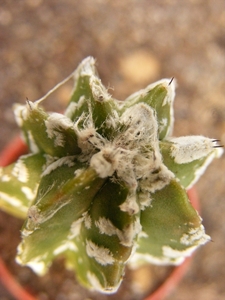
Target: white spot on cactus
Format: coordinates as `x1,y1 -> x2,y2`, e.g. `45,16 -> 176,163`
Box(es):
16,243 -> 23,258
76,95 -> 86,109
53,241 -> 78,255
74,168 -> 85,177
87,271 -> 104,292
42,154 -> 57,170
161,78 -> 176,107
86,240 -> 115,265
75,56 -> 96,78
180,225 -> 210,246
90,149 -> 115,178
95,217 -> 141,247
21,228 -> 33,237
42,156 -> 75,176
168,136 -> 222,164
138,191 -> 152,210
0,192 -> 27,211
26,259 -> 47,275
16,245 -> 48,275
27,131 -> 39,153
162,245 -> 199,262
12,159 -> 29,183
83,212 -> 92,229
21,186 -> 36,201
87,271 -> 120,293
64,102 -> 78,119
45,113 -> 74,147
140,164 -> 174,193
117,218 -> 142,247
69,212 -> 91,239
129,252 -> 184,267
53,244 -> 67,255
159,118 -> 168,133
13,104 -> 29,126
119,193 -> 139,215
1,174 -> 10,182
69,217 -> 84,239
95,217 -> 118,236
138,231 -> 149,238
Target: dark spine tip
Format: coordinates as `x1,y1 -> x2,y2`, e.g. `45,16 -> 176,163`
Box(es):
26,99 -> 33,111
168,77 -> 174,85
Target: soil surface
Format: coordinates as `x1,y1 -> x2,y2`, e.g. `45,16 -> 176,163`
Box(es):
0,1 -> 225,300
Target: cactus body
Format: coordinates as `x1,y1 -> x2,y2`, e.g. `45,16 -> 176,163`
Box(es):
0,57 -> 223,293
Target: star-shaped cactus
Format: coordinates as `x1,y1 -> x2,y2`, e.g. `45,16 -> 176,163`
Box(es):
0,57 -> 223,293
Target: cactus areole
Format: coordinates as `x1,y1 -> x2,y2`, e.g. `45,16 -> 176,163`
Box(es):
0,57 -> 223,293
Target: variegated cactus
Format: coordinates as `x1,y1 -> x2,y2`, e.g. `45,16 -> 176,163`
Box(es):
0,57 -> 223,293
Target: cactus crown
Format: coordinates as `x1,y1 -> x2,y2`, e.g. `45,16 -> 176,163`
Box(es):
0,57 -> 223,293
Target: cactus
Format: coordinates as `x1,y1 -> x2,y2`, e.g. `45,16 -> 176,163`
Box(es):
0,57 -> 223,293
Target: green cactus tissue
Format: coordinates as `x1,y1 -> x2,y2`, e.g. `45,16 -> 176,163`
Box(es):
0,57 -> 223,293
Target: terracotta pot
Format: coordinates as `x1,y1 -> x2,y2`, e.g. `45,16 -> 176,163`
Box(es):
0,137 -> 199,300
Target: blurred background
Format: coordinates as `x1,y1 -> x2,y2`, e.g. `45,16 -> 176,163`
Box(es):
0,0 -> 224,299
